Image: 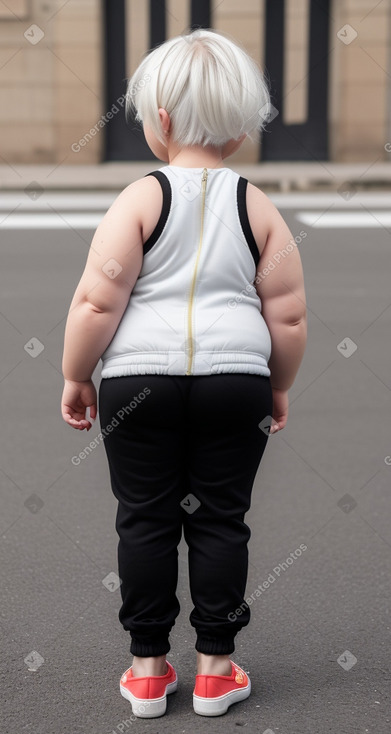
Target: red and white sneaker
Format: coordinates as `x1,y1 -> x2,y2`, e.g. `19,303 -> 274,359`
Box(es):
120,661 -> 177,718
193,660 -> 251,716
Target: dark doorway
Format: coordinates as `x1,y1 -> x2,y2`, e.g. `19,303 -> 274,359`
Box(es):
261,0 -> 330,161
103,0 -> 211,161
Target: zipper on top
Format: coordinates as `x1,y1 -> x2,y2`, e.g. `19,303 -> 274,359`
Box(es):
185,167 -> 208,375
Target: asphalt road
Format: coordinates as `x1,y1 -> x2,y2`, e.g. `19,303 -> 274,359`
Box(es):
1,191 -> 390,734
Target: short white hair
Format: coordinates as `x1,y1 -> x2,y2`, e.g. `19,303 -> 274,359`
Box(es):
126,28 -> 271,148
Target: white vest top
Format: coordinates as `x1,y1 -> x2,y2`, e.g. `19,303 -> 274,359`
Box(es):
100,165 -> 271,378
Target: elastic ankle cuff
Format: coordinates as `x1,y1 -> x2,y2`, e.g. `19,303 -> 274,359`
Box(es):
130,636 -> 170,657
195,636 -> 235,655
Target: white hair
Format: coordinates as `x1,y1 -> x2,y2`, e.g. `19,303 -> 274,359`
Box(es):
126,28 -> 271,148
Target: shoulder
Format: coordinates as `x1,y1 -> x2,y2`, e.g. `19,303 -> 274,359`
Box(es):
245,180 -> 281,223
107,173 -> 166,243
114,174 -> 164,212
244,181 -> 284,257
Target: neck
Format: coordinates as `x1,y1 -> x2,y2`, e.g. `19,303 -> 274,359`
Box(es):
167,144 -> 225,169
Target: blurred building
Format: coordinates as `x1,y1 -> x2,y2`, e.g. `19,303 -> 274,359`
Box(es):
0,0 -> 390,165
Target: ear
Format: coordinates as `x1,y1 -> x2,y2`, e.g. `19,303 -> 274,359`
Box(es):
158,108 -> 171,136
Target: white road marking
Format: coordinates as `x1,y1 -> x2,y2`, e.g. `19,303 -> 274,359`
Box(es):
0,199 -> 390,230
0,213 -> 104,229
296,211 -> 391,228
0,193 -> 116,211
272,193 -> 391,209
0,192 -> 390,213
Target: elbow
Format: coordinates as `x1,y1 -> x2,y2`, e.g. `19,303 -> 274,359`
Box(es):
81,299 -> 109,315
272,310 -> 307,328
262,297 -> 307,329
287,313 -> 307,327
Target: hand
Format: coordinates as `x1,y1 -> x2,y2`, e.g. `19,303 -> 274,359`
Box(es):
270,387 -> 289,434
61,379 -> 97,431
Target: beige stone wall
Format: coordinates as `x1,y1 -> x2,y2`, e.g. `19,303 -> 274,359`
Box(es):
0,0 -> 102,165
329,0 -> 391,161
0,0 -> 390,164
212,0 -> 266,165
283,0 -> 310,126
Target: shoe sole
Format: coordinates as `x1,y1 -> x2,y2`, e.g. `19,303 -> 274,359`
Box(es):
120,679 -> 177,718
193,679 -> 251,716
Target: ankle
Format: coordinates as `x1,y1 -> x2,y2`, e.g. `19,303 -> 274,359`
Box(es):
196,652 -> 232,676
131,654 -> 167,677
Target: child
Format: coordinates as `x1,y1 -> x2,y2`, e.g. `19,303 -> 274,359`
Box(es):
61,28 -> 307,719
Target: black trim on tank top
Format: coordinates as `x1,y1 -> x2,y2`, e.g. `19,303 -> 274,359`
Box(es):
237,177 -> 260,269
143,171 -> 172,254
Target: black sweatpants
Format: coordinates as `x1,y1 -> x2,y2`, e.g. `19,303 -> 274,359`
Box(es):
98,373 -> 273,657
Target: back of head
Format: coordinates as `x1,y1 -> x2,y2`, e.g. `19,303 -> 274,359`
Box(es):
126,28 -> 271,148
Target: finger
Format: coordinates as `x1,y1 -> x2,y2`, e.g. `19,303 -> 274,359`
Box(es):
62,411 -> 78,425
67,418 -> 84,429
62,406 -> 82,422
79,419 -> 91,429
89,404 -> 97,421
63,411 -> 86,429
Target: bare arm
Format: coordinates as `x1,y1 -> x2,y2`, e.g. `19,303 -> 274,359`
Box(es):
61,176 -> 163,381
246,183 -> 307,392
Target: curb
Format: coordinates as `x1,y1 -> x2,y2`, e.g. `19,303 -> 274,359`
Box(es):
1,162 -> 391,193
